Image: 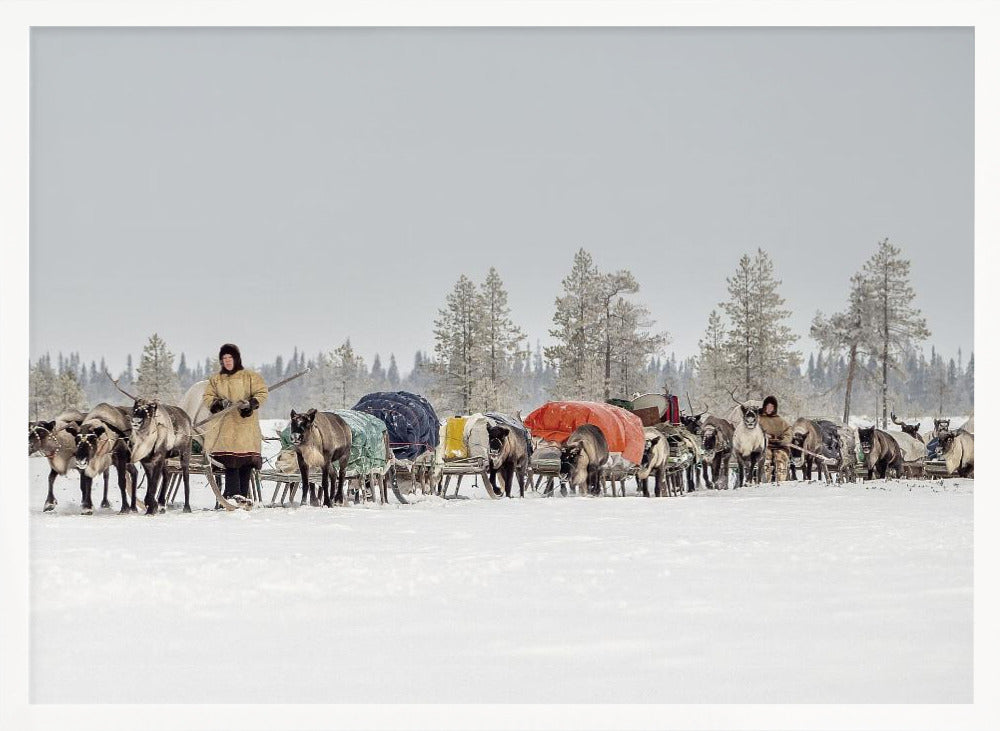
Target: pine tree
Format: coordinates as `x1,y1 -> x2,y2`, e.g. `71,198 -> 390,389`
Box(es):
607,296 -> 666,398
862,238 -> 930,427
432,274 -> 481,413
54,370 -> 87,412
29,356 -> 58,420
330,338 -> 370,409
546,249 -> 604,400
811,271 -> 879,423
597,270 -> 639,400
722,249 -> 799,399
370,353 -> 386,390
387,354 -> 400,389
177,353 -> 190,384
695,308 -> 733,411
135,334 -> 180,401
475,267 -> 527,411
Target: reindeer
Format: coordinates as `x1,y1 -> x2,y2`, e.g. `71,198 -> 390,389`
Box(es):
30,410 -> 112,511
729,390 -> 766,488
65,403 -> 138,514
695,416 -> 734,489
856,426 -> 904,480
813,419 -> 856,484
891,412 -> 924,442
288,409 -> 353,507
789,418 -> 834,484
130,398 -> 195,514
486,422 -> 529,498
679,412 -> 708,486
636,427 -> 669,497
559,424 -> 609,497
937,429 -> 974,477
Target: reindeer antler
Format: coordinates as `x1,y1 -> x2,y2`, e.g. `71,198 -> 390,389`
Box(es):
105,371 -> 139,401
890,411 -> 903,426
729,387 -> 743,405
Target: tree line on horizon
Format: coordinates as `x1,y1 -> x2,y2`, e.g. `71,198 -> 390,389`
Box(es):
29,239 -> 973,426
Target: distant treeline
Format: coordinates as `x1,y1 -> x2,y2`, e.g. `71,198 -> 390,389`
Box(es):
29,241 -> 973,424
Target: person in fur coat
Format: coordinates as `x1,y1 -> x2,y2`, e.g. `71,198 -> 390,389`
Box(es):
202,343 -> 268,500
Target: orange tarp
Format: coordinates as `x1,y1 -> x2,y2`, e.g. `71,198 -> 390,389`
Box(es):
523,401 -> 645,464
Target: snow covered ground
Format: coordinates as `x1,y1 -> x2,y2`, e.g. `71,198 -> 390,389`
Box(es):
29,439 -> 972,705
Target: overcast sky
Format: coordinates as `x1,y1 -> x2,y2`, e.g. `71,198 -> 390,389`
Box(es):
29,27 -> 973,374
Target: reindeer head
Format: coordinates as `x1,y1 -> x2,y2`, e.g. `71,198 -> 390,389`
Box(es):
131,398 -> 159,433
486,424 -> 510,469
933,418 -> 951,437
288,409 -> 318,445
29,420 -> 57,456
891,411 -> 921,439
729,388 -> 759,430
559,443 -> 584,480
701,423 -> 718,452
680,413 -> 704,436
857,426 -> 876,455
641,433 -> 663,468
68,424 -> 106,470
790,426 -> 809,467
937,430 -> 958,455
740,404 -> 759,429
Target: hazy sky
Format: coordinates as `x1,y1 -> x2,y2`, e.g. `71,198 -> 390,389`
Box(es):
30,27 -> 973,374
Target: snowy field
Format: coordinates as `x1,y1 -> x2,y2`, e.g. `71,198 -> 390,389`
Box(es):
29,427 -> 973,705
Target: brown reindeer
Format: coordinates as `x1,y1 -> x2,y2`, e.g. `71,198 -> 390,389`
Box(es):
856,426 -> 904,480
938,430 -> 974,477
891,412 -> 924,442
30,411 -> 112,511
130,398 -> 195,514
288,409 -> 353,506
559,425 -> 609,496
486,422 -> 529,498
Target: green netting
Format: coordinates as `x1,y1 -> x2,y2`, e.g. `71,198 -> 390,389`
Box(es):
607,398 -> 634,411
279,410 -> 389,475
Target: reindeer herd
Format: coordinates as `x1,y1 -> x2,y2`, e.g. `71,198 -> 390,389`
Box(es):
29,387 -> 974,516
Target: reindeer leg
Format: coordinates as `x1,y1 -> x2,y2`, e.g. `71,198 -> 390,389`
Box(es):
181,449 -> 192,513
80,473 -> 94,514
44,469 -> 58,511
338,459 -> 348,505
298,457 -> 310,507
101,469 -> 111,508
321,464 -> 332,508
144,463 -> 159,515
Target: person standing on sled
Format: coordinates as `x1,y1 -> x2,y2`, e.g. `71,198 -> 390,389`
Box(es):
758,395 -> 792,483
202,343 -> 268,503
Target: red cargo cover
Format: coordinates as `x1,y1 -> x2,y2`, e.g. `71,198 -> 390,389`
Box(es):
524,401 -> 644,464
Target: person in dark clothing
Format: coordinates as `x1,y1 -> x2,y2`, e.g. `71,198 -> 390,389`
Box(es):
758,395 -> 792,482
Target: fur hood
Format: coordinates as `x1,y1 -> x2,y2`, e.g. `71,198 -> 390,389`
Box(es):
219,343 -> 244,374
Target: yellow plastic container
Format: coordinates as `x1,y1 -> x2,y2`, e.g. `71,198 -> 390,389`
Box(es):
444,417 -> 469,460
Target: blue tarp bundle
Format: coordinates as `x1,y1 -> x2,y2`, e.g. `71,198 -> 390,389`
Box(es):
353,391 -> 440,461
485,412 -> 534,460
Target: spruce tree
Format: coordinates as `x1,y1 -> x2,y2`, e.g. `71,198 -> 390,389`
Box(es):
476,267 -> 527,411
546,249 -> 603,399
387,354 -> 400,389
135,334 -> 180,401
432,274 -> 481,413
722,249 -> 799,399
862,238 -> 930,427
